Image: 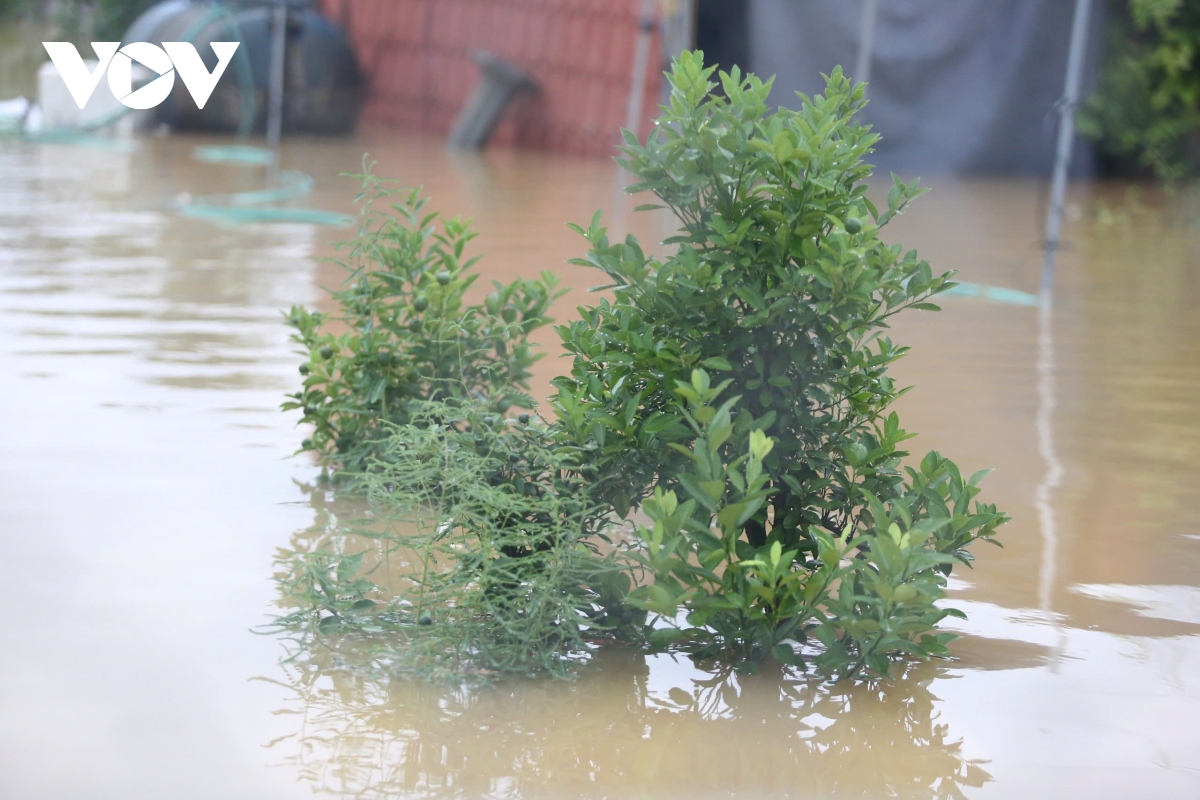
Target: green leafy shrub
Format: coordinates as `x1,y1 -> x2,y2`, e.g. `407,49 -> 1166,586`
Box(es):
277,54 -> 1008,682
273,398 -> 633,680
551,55 -> 1007,675
1080,0 -> 1200,183
284,171 -> 563,473
629,371 -> 1003,677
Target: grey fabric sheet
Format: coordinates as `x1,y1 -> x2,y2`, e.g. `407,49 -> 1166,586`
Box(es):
747,0 -> 1103,176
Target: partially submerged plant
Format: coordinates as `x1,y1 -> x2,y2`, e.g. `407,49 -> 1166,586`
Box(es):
629,371 -> 1003,677
274,398 -> 634,680
552,55 -> 1007,675
276,54 -> 1008,682
284,169 -> 563,473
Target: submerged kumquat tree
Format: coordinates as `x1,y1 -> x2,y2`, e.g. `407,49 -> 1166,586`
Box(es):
276,52 -> 1008,681
550,53 -> 1008,676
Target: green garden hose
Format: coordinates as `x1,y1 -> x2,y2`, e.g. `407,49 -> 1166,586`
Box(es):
944,283 -> 1039,306
193,143 -> 277,165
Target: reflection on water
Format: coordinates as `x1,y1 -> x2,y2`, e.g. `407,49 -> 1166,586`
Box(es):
0,144 -> 316,394
1031,244 -> 1068,668
1,122 -> 1199,798
261,649 -> 990,800
268,487 -> 997,799
1070,584 -> 1200,626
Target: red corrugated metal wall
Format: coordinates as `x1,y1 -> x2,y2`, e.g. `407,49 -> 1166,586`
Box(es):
320,0 -> 663,157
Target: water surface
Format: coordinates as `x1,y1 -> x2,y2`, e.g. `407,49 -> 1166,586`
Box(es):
1,129 -> 1198,799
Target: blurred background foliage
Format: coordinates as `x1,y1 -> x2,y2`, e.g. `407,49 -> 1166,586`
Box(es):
1082,0 -> 1200,183
86,0 -> 159,40
0,0 -> 157,40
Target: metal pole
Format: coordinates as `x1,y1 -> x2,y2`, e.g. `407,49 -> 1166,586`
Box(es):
1042,0 -> 1093,294
613,0 -> 658,216
623,0 -> 657,141
855,0 -> 878,87
265,3 -> 287,175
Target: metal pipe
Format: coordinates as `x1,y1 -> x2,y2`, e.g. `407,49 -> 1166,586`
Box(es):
446,52 -> 536,149
624,0 -> 657,141
613,0 -> 658,216
265,3 -> 287,173
855,0 -> 878,88
1042,0 -> 1093,294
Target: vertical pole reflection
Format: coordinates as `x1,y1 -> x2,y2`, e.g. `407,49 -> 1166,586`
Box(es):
1035,270 -> 1063,618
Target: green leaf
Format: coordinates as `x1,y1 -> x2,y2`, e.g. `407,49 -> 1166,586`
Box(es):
337,553 -> 364,583
844,442 -> 869,467
677,473 -> 718,512
631,584 -> 680,616
772,643 -> 802,666
773,132 -> 795,163
968,468 -> 995,485
698,480 -> 726,504
716,501 -> 749,533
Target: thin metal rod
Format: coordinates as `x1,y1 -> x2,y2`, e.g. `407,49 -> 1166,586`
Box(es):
613,0 -> 658,221
855,0 -> 878,87
265,4 -> 287,172
1042,0 -> 1093,293
623,0 -> 657,141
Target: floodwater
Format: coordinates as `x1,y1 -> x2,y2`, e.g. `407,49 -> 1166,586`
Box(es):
1,125 -> 1198,800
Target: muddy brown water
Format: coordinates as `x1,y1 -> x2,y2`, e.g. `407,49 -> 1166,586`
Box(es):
1,128 -> 1198,799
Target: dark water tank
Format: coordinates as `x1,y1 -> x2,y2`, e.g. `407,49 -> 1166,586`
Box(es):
124,0 -> 363,135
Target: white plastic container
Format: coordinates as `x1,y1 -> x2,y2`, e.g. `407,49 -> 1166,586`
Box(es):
38,59 -> 151,136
